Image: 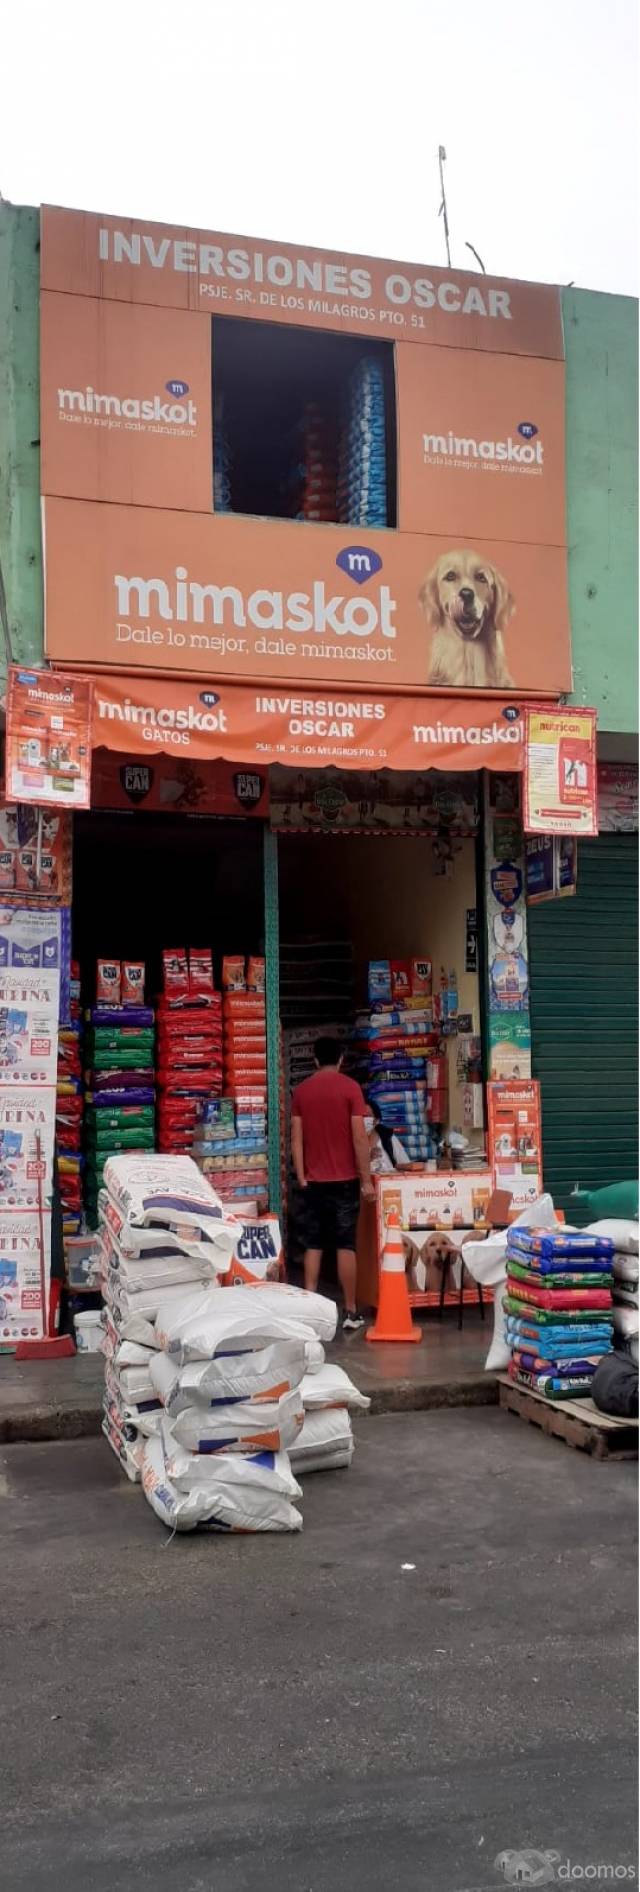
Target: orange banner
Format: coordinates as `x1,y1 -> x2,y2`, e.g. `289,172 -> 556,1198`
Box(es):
41,207 -> 564,358
44,499 -> 571,696
87,672 -> 527,772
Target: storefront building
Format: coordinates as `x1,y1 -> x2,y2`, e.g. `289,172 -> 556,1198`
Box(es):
0,200 -> 636,1334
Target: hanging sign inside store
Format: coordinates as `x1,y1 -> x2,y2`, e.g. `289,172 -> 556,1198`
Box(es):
597,762 -> 638,833
465,910 -> 478,974
39,205 -> 569,700
268,767 -> 478,835
5,667 -> 93,809
523,707 -> 598,836
487,1079 -> 543,1211
525,834 -> 578,903
0,802 -> 72,906
90,750 -> 269,817
86,674 -> 529,774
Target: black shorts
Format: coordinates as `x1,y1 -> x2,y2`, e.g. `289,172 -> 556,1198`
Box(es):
303,1179 -> 361,1252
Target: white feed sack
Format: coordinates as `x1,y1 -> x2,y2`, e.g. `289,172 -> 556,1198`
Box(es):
155,1285 -> 334,1367
463,1193 -> 562,1373
141,1428 -> 303,1532
289,1407 -> 355,1475
299,1365 -> 371,1412
585,1219 -> 639,1255
102,1154 -> 238,1269
166,1390 -> 304,1455
149,1340 -> 307,1412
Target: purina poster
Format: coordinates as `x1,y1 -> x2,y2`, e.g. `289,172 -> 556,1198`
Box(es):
0,1089 -> 56,1211
0,1212 -> 51,1345
0,968 -> 60,1087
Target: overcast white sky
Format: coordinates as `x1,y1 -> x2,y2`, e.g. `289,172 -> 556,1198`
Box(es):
3,0 -> 638,295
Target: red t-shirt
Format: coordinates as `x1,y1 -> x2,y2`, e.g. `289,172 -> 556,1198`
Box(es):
291,1068 -> 368,1183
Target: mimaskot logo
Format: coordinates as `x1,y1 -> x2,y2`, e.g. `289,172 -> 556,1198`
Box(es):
336,546 -> 383,586
517,421 -> 538,438
199,691 -> 220,707
166,379 -> 189,397
502,706 -> 521,721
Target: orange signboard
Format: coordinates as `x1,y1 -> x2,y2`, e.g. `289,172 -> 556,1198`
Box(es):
487,1079 -> 543,1212
41,206 -> 564,358
43,498 -> 571,695
5,666 -> 92,808
396,344 -> 565,547
523,707 -> 598,835
86,672 -> 527,773
41,293 -> 213,512
39,205 -> 568,700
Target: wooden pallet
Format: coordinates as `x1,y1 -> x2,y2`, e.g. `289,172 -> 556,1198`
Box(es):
497,1375 -> 639,1460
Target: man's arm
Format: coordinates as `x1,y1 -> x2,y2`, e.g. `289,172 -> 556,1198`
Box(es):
352,1116 -> 375,1201
291,1114 -> 306,1189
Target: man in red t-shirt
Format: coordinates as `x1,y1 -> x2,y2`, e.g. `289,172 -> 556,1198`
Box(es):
291,1037 -> 374,1332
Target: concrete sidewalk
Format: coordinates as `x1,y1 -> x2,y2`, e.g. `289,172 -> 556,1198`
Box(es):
0,1314 -> 496,1441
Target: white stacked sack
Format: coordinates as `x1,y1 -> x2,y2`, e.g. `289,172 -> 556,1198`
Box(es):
99,1154 -> 237,1481
290,1363 -> 371,1475
588,1219 -> 639,1365
141,1281 -> 341,1532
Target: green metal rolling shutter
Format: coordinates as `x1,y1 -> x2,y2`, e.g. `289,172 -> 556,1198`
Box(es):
528,835 -> 638,1214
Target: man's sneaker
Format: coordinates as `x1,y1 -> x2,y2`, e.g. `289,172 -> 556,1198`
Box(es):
342,1310 -> 364,1333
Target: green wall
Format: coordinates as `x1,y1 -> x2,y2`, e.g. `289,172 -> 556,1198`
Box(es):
0,204 -> 637,732
562,286 -> 638,733
0,205 -> 41,682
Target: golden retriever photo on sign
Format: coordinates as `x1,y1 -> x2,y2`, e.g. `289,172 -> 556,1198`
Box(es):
420,550 -> 515,688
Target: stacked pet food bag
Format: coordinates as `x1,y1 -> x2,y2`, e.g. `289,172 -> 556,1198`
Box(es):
504,1224 -> 615,1400
156,948 -> 223,1155
213,396 -> 232,513
84,960 -> 156,1228
338,356 -> 387,529
607,1224 -> 639,1365
351,958 -> 441,1165
56,960 -> 84,1235
193,956 -> 268,1212
292,402 -> 338,523
98,1152 -> 368,1526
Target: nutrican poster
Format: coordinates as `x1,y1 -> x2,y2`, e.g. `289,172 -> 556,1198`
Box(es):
523,707 -> 598,836
6,667 -> 93,809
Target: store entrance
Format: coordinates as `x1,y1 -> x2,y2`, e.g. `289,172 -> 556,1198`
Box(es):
277,830 -> 483,1293
65,808 -> 269,1231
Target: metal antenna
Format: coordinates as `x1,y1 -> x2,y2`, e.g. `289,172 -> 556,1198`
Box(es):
437,146 -> 451,267
465,240 -> 486,273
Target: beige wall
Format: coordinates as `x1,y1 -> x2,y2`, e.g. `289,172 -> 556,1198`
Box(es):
278,833 -> 481,1133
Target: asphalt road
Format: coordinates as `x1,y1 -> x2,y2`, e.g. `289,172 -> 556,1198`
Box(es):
1,1410 -> 637,1892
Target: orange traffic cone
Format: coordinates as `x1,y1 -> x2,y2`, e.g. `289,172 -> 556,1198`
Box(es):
366,1209 -> 422,1344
